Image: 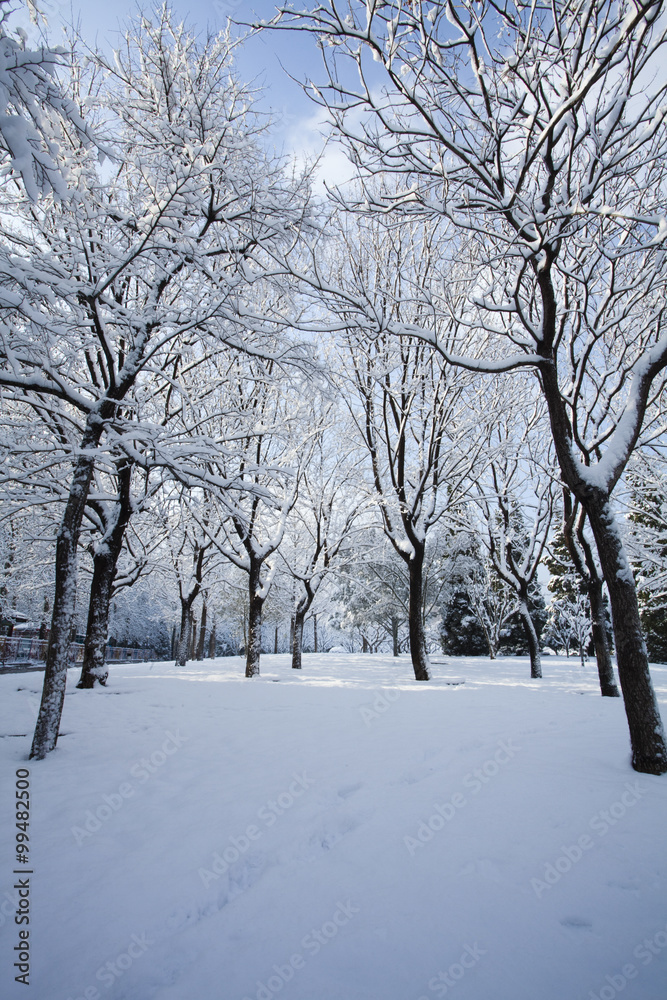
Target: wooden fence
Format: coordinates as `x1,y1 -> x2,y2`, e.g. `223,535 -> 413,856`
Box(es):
0,637 -> 155,666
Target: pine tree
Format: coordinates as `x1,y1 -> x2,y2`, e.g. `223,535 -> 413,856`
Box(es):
627,469 -> 667,663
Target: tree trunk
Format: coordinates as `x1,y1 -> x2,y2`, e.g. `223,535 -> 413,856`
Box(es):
176,601 -> 194,667
77,463 -> 133,689
196,601 -> 207,661
31,419 -> 103,759
313,614 -> 318,653
586,500 -> 666,773
563,491 -> 620,698
518,594 -> 542,679
392,615 -> 399,657
190,619 -> 198,660
246,561 -> 263,678
208,622 -> 216,659
408,550 -> 430,681
292,609 -> 305,669
587,577 -> 620,697
537,307 -> 666,772
274,624 -> 279,654
76,544 -> 118,689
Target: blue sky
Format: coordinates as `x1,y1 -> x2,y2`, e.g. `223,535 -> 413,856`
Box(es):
70,0 -> 316,112
30,0 -> 346,177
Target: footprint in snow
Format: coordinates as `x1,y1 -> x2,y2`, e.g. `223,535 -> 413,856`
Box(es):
560,916 -> 593,929
394,764 -> 436,786
457,859 -> 504,882
607,879 -> 640,892
337,781 -> 363,800
310,813 -> 363,852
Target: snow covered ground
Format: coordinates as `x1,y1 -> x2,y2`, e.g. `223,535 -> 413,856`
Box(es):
1,652 -> 667,1000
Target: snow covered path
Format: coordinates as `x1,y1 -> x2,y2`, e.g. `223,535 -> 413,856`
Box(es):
1,653 -> 666,1000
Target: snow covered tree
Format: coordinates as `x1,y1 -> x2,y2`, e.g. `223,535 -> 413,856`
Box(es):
546,492 -> 619,695
267,0 -> 667,772
0,10 -> 310,758
280,404 -> 361,669
544,592 -> 592,666
335,530 -> 410,655
204,354 -> 314,677
626,458 -> 667,662
157,485 -> 226,667
331,213 -> 486,679
438,529 -> 489,656
76,458 -> 165,687
0,0 -> 99,199
472,399 -> 554,677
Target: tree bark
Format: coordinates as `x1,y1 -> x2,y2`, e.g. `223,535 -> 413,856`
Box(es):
77,463 -> 133,689
518,592 -> 542,679
176,601 -> 194,667
76,541 -> 120,689
292,609 -> 305,669
585,500 -> 666,773
196,600 -> 207,661
391,615 -> 399,657
563,493 -> 620,697
537,269 -> 665,773
587,581 -> 619,697
246,560 -> 264,678
208,622 -> 216,659
31,416 -> 104,759
313,614 -> 318,653
408,549 -> 431,681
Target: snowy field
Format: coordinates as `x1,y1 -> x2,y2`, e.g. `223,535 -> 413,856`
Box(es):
1,652 -> 667,1000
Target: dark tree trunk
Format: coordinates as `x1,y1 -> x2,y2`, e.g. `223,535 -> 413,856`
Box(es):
563,492 -> 620,697
176,601 -> 194,667
171,626 -> 177,659
208,622 -> 216,659
518,592 -> 542,679
246,560 -> 264,678
392,615 -> 399,657
292,609 -> 305,669
313,614 -> 318,653
274,624 -> 279,654
190,619 -> 198,660
77,463 -> 133,689
31,418 -> 104,759
196,601 -> 207,661
588,590 -> 617,693
585,563 -> 620,696
408,550 -> 430,681
291,583 -> 315,670
76,543 -> 119,689
586,500 -> 666,773
538,314 -> 666,772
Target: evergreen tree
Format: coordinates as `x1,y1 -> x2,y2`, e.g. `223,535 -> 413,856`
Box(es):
627,467 -> 667,663
440,590 -> 489,656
